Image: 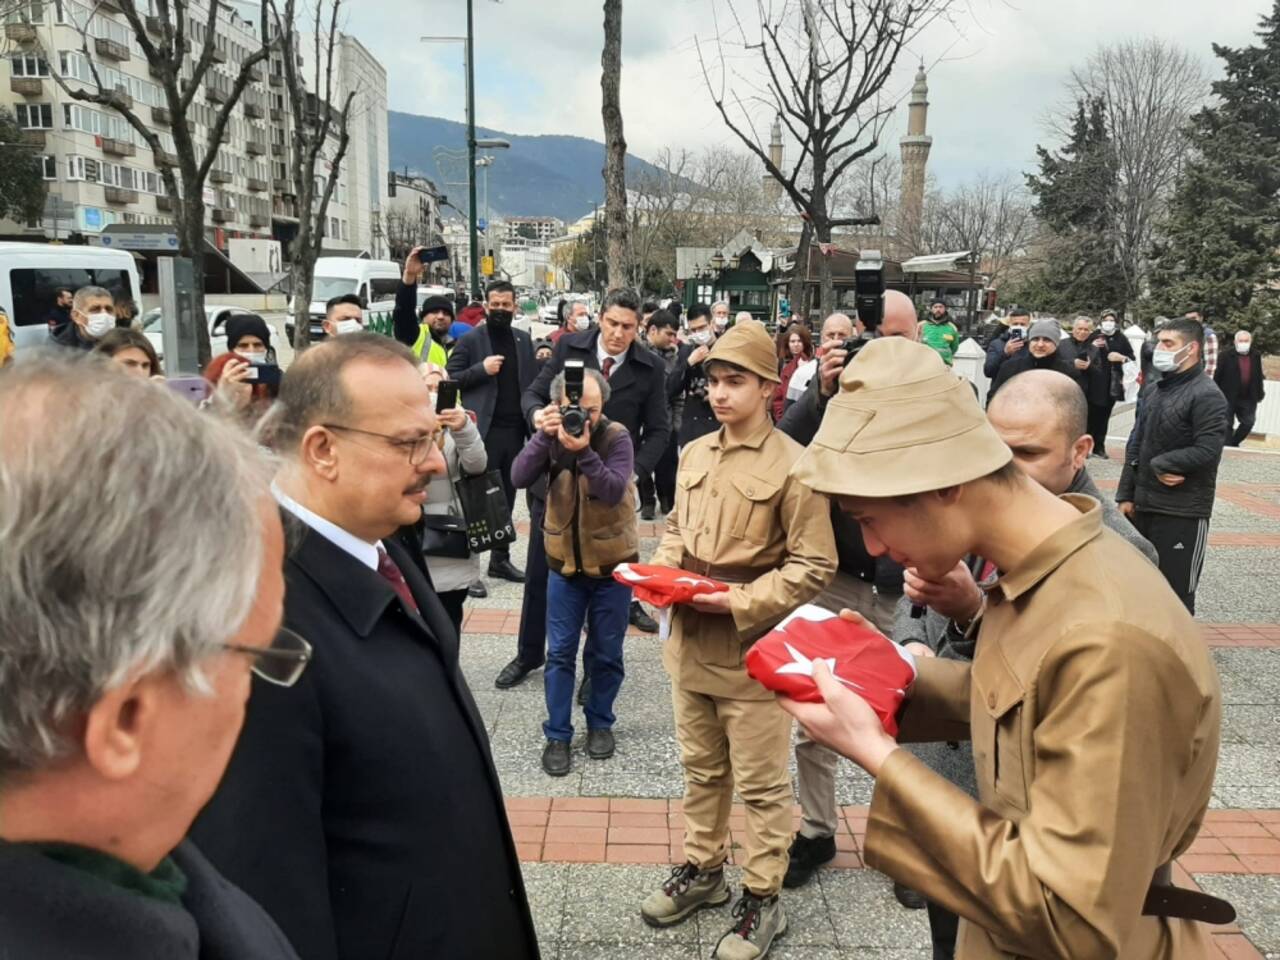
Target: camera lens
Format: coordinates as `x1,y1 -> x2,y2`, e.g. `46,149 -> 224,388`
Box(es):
561,407 -> 586,437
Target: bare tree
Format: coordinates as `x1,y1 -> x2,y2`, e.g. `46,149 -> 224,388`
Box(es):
922,171 -> 1035,288
627,147 -> 694,290
699,0 -> 957,315
45,0 -> 269,363
1063,38 -> 1207,306
601,0 -> 628,290
272,0 -> 353,352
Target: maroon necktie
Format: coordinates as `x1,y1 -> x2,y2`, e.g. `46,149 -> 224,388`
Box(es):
377,547 -> 420,616
602,357 -> 615,380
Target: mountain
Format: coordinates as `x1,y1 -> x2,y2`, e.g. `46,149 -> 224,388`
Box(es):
387,111 -> 672,222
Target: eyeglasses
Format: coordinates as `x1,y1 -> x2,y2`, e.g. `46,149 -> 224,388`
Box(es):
321,423 -> 437,465
223,628 -> 313,687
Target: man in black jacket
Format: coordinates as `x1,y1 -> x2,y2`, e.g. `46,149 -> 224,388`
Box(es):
1057,315 -> 1129,457
669,303 -> 720,446
193,335 -> 540,960
392,246 -> 455,364
446,279 -> 536,583
1117,317 -> 1228,613
987,319 -> 1076,404
983,306 -> 1030,381
1214,329 -> 1266,446
493,289 -> 670,689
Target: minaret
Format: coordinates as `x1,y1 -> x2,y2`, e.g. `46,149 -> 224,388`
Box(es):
764,114 -> 783,201
898,65 -> 933,253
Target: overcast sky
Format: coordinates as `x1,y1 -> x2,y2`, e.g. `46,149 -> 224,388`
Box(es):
349,0 -> 1267,192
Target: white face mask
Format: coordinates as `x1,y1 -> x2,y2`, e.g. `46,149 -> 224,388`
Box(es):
1100,320 -> 1117,335
240,350 -> 267,365
333,318 -> 363,336
85,312 -> 115,338
690,329 -> 712,346
1236,341 -> 1251,355
1152,344 -> 1189,373
574,314 -> 591,331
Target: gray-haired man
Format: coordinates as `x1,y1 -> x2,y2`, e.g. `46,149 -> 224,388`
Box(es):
0,355 -> 304,959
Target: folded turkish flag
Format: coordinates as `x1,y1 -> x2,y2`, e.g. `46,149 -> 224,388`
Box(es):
612,563 -> 728,609
745,604 -> 917,736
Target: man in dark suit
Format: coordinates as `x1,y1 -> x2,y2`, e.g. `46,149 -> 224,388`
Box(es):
491,288 -> 669,689
1214,328 -> 1266,447
446,279 -> 535,583
192,334 -> 540,960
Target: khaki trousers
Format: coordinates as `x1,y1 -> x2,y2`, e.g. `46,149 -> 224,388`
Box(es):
672,684 -> 793,896
796,572 -> 900,839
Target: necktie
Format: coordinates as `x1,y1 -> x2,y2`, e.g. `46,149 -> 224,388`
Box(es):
377,547 -> 420,616
602,357 -> 615,380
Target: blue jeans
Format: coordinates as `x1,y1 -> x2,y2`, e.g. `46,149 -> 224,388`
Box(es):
544,570 -> 630,742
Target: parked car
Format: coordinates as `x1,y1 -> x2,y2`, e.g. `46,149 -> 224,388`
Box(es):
141,305 -> 268,364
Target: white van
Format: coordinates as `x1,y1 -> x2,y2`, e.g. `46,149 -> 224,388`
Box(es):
0,243 -> 142,350
286,257 -> 401,342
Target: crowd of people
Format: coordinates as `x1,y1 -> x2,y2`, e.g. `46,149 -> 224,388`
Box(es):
0,249 -> 1260,960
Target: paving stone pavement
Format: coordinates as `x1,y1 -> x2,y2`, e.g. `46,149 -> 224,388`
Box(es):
457,425 -> 1280,958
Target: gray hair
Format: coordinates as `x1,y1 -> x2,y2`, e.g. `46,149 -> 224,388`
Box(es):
72,286 -> 112,312
550,366 -> 611,405
0,354 -> 271,774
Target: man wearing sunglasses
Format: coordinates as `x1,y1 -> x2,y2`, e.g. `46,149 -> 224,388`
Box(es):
192,333 -> 541,960
0,357 -> 304,959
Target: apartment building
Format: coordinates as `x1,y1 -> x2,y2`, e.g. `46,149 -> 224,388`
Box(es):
386,171 -> 443,260
502,215 -> 563,244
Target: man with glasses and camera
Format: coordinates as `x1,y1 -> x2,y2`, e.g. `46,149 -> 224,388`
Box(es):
193,334 -> 541,960
0,356 -> 305,959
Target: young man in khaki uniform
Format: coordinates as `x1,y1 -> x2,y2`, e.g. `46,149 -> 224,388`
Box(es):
640,320 -> 835,960
785,337 -> 1227,960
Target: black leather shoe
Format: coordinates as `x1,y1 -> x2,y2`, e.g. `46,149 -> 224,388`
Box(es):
577,674 -> 591,707
468,580 -> 488,599
893,881 -> 927,910
783,832 -> 835,889
495,657 -> 539,689
640,503 -> 656,521
586,728 -> 615,760
659,497 -> 675,516
630,601 -> 659,634
488,557 -> 525,583
541,739 -> 572,777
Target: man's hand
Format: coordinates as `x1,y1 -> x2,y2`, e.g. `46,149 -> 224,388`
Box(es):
778,661 -> 899,777
557,422 -> 591,452
689,590 -> 732,614
438,407 -> 467,431
903,562 -> 983,624
1005,337 -> 1026,356
1118,500 -> 1135,518
1108,351 -> 1129,363
216,357 -> 252,409
402,247 -> 426,284
687,344 -> 710,367
482,355 -> 504,376
1157,473 -> 1185,487
539,403 -> 563,437
1074,357 -> 1090,370
817,344 -> 847,397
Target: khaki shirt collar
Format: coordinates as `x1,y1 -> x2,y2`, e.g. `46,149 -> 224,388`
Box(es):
989,494 -> 1102,603
709,416 -> 773,452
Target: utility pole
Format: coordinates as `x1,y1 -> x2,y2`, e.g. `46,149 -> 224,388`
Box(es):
466,0 -> 480,301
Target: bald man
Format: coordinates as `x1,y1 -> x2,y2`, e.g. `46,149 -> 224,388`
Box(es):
783,312 -> 854,411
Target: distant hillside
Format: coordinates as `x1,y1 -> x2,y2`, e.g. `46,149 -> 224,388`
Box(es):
388,111 -> 676,222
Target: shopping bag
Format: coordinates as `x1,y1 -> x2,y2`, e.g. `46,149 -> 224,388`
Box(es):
454,469 -> 517,554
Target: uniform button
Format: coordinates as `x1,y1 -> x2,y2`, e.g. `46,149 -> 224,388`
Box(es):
745,486 -> 755,496
703,526 -> 710,534
986,692 -> 996,709
712,488 -> 719,497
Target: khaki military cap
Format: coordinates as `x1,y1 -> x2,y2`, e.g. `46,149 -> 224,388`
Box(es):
706,319 -> 780,383
790,337 -> 1012,498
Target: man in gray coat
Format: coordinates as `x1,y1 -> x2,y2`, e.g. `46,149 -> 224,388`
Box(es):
894,368 -> 1157,959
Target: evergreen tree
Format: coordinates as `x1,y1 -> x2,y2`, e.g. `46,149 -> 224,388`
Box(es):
0,108 -> 48,226
1017,98 -> 1128,315
1149,2 -> 1280,348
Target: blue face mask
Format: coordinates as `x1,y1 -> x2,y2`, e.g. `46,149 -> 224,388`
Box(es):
1152,344 -> 1189,373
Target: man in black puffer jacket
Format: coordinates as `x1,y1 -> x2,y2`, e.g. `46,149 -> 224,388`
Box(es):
1117,317 -> 1228,614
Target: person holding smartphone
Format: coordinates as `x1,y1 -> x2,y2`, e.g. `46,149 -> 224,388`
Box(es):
983,305 -> 1030,381
202,314 -> 281,426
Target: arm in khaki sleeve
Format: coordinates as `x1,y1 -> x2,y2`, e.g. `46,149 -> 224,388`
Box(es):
894,657 -> 971,743
728,478 -> 836,638
864,625 -> 1205,960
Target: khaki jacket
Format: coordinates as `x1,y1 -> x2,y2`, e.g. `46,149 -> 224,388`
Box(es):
865,496 -> 1221,960
651,418 -> 836,700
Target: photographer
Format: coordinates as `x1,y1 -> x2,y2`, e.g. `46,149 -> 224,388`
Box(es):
512,364 -> 637,778
983,305 -> 1030,380
668,303 -> 720,446
394,246 -> 456,365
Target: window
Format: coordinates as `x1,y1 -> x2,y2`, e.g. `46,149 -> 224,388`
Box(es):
5,0 -> 44,24
16,103 -> 52,128
10,54 -> 49,77
66,155 -> 101,182
370,277 -> 399,302
7,267 -> 133,328
38,155 -> 55,179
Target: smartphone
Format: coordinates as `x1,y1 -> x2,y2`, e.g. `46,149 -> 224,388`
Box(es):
436,381 -> 459,412
1009,327 -> 1025,341
244,363 -> 282,387
166,376 -> 211,404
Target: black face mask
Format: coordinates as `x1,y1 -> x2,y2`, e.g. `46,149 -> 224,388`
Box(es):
487,309 -> 513,328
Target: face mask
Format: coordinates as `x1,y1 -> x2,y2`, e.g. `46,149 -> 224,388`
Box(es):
333,318 -> 363,336
85,312 -> 115,338
1151,345 -> 1188,373
690,329 -> 712,346
713,319 -> 727,332
1100,320 -> 1116,335
239,350 -> 267,365
487,309 -> 513,328
1236,342 -> 1251,355
574,315 -> 591,331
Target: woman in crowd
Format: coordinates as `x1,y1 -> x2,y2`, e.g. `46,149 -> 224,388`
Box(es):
93,328 -> 162,379
421,364 -> 489,635
772,322 -> 813,420
202,314 -> 279,424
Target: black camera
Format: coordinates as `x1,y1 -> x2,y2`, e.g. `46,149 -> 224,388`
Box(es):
560,360 -> 588,437
838,250 -> 886,365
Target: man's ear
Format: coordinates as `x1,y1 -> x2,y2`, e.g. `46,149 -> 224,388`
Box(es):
300,425 -> 339,480
1073,434 -> 1094,469
82,676 -> 162,782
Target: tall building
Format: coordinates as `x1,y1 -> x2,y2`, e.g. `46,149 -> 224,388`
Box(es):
898,65 -> 932,253
386,171 -> 443,262
763,114 -> 783,201
503,216 -> 563,244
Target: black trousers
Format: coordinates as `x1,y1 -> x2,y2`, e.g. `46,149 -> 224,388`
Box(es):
437,588 -> 467,639
1133,511 -> 1210,615
1087,399 -> 1114,454
485,425 -> 526,561
516,493 -> 549,668
926,900 -> 959,960
1227,399 -> 1257,447
637,435 -> 678,509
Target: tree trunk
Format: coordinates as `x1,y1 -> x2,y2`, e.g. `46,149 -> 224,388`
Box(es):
814,219 -> 835,320
788,220 -> 812,328
180,191 -> 212,367
601,0 -> 628,291
291,179 -> 317,353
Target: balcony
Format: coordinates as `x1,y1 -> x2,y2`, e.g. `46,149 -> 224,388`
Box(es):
4,23 -> 37,43
247,176 -> 267,192
211,47 -> 226,64
211,207 -> 230,223
151,104 -> 171,125
248,64 -> 263,82
101,137 -> 135,158
105,86 -> 132,110
273,177 -> 293,195
104,185 -> 137,205
206,85 -> 226,104
20,130 -> 46,148
99,0 -> 120,10
94,37 -> 129,61
9,77 -> 43,97
156,195 -> 173,211
246,138 -> 265,156
244,101 -> 264,119
145,14 -> 162,34
154,149 -> 177,166
269,73 -> 282,88
249,213 -> 267,228
209,169 -> 232,184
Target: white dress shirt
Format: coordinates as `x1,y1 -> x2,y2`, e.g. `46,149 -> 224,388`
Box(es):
596,337 -> 626,376
273,482 -> 382,571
